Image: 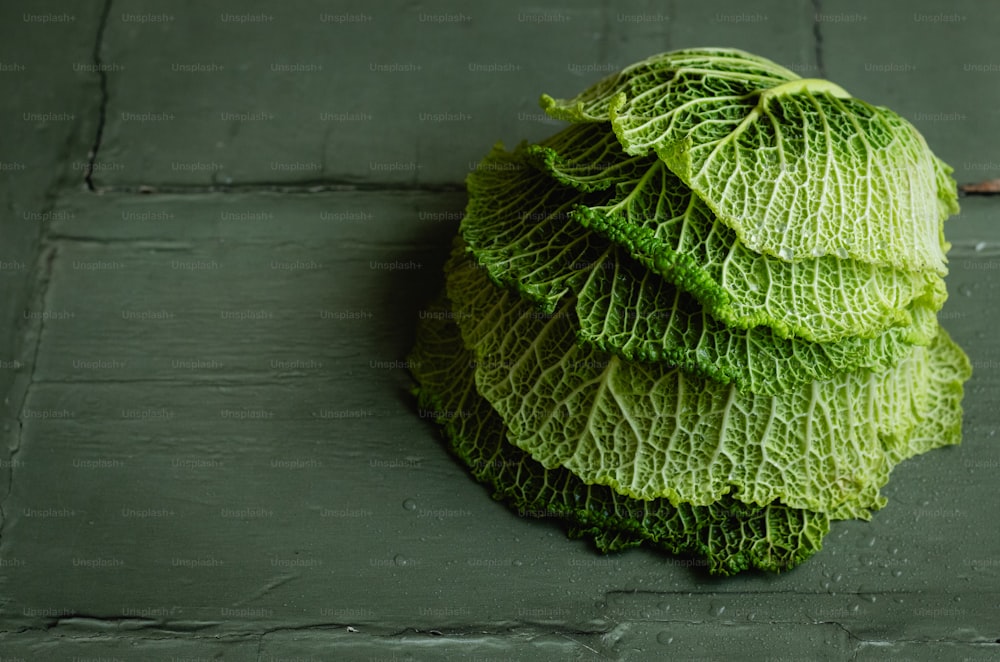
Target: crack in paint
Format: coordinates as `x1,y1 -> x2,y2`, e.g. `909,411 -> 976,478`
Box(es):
84,0 -> 114,192
0,245 -> 58,548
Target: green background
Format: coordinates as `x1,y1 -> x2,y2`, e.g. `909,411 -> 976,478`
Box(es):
1,1 -> 997,660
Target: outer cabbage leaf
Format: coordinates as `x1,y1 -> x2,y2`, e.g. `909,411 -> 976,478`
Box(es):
540,48 -> 799,123
541,48 -> 956,275
575,245 -> 941,395
530,123 -> 944,343
446,250 -> 967,521
461,143 -> 609,314
462,144 -> 930,395
408,296 -> 830,574
883,325 -> 970,463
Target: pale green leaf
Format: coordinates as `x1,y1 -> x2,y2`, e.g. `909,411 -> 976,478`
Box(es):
532,123 -> 944,342
462,143 -> 932,394
446,251 -> 967,520
541,48 -> 956,274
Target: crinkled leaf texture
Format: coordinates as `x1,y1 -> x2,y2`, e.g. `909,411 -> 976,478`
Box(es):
410,46 -> 971,577
529,123 -> 944,343
541,47 -> 958,275
446,250 -> 969,521
408,295 -> 831,575
462,142 -> 932,395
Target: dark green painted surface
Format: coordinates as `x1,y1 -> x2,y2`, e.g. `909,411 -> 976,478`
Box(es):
0,0 -> 105,519
1,1 -> 999,660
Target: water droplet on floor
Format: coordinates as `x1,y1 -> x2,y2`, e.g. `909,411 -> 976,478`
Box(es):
402,498 -> 417,511
393,554 -> 411,567
656,632 -> 674,645
975,241 -> 987,252
959,283 -> 973,297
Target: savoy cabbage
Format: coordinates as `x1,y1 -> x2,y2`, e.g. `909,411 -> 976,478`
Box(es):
409,48 -> 971,574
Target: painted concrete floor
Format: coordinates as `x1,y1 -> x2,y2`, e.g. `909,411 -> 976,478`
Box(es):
1,1 -> 999,660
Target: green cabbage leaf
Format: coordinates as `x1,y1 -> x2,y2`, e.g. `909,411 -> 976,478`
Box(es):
446,249 -> 967,520
541,48 -> 957,275
462,142 -> 934,394
409,295 -> 831,575
409,46 -> 971,574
